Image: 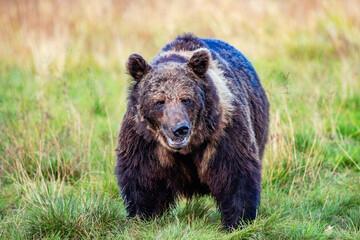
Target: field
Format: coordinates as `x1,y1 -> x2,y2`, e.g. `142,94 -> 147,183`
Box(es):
1,0 -> 360,239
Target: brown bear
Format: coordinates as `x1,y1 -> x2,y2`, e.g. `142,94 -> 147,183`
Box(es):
115,33 -> 269,229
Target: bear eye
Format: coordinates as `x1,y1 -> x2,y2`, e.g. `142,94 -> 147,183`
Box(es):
154,100 -> 165,108
181,98 -> 192,105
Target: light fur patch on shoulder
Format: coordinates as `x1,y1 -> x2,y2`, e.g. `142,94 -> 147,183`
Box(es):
206,59 -> 235,125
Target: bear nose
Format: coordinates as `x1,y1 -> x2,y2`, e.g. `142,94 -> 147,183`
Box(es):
172,122 -> 190,138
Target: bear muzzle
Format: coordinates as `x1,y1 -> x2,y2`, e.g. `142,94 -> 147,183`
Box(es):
161,121 -> 191,150
160,106 -> 192,150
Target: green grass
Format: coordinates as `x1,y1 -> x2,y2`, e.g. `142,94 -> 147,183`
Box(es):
1,1 -> 360,239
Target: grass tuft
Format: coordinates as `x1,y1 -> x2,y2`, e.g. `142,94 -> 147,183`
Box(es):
25,193 -> 126,239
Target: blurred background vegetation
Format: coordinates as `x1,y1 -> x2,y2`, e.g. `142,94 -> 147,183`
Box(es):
0,0 -> 359,239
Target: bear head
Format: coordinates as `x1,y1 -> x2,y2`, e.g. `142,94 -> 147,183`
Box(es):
126,49 -> 215,152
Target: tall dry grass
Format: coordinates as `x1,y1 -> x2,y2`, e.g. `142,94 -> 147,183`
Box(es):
1,0 -> 359,71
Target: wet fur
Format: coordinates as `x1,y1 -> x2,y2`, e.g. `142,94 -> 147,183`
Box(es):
115,33 -> 269,228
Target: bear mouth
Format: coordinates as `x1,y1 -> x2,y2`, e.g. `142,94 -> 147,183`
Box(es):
165,136 -> 189,150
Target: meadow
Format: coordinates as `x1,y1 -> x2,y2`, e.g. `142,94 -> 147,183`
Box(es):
0,0 -> 359,239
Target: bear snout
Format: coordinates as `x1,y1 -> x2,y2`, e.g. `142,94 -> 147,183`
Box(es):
171,122 -> 190,138
161,121 -> 191,150
160,120 -> 191,150
160,105 -> 192,149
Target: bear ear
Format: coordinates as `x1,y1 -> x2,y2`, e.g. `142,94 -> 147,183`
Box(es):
126,54 -> 151,82
188,49 -> 210,77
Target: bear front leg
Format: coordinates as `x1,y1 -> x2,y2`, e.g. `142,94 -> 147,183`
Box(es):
206,163 -> 261,229
116,162 -> 175,219
122,178 -> 175,219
